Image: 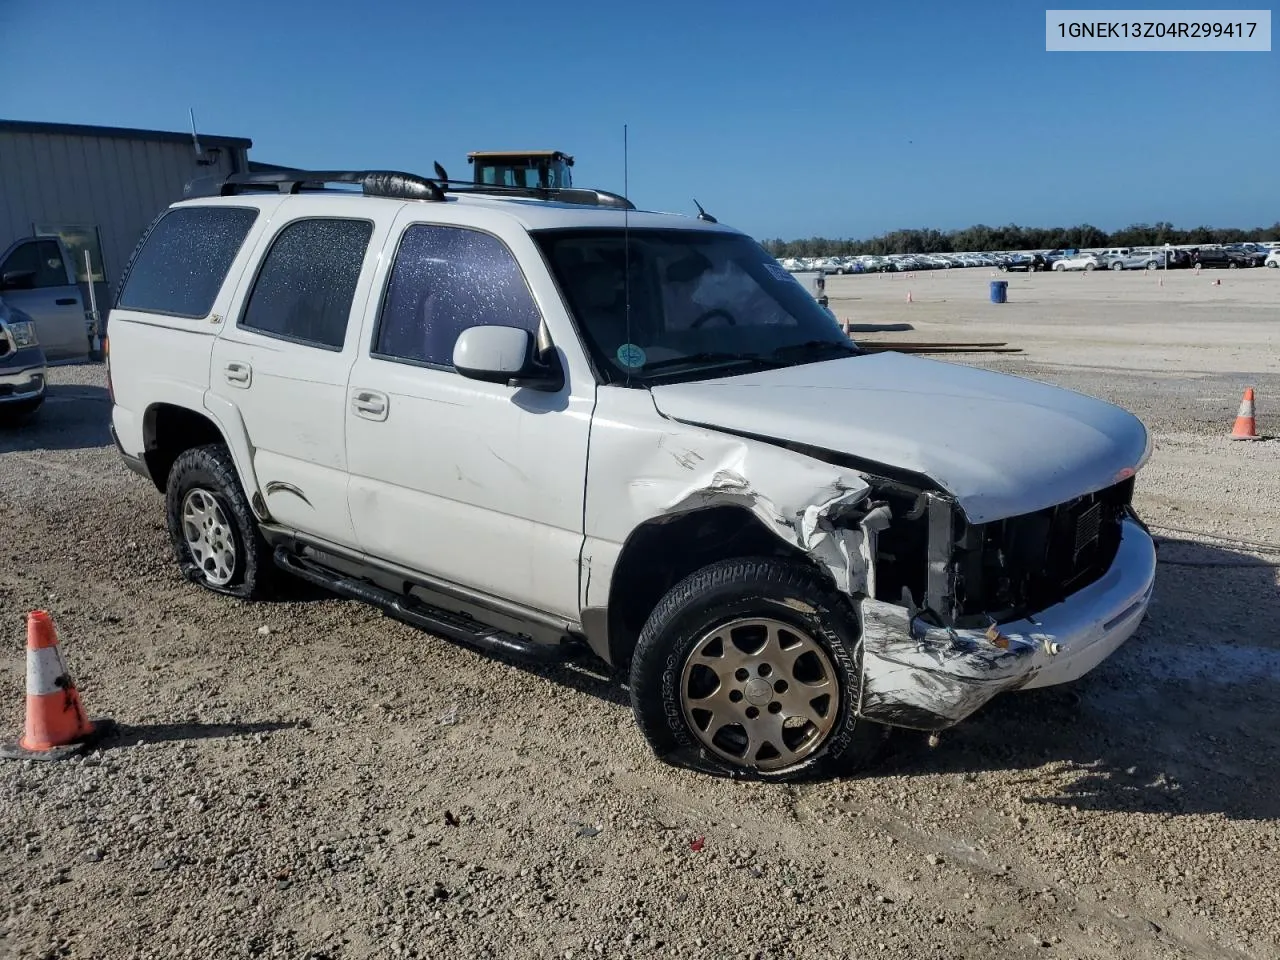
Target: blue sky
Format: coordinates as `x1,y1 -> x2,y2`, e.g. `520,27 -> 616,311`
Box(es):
0,0 -> 1274,240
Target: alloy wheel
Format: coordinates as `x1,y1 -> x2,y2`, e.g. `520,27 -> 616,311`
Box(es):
679,617 -> 840,772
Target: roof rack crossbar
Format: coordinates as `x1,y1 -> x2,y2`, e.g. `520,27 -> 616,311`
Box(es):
195,169 -> 444,201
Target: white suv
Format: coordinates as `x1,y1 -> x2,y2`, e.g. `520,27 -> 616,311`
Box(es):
107,168 -> 1157,781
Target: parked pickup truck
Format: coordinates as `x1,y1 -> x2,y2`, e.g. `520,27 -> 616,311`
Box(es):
106,168 -> 1157,781
0,296 -> 46,423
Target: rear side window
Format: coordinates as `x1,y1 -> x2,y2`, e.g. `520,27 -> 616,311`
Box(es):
116,207 -> 258,317
374,224 -> 542,367
239,218 -> 373,350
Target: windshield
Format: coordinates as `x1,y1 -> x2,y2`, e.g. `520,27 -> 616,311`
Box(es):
534,228 -> 860,384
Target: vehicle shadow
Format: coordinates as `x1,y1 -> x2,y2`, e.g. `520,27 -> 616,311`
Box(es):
864,535 -> 1280,822
98,719 -> 299,749
0,382 -> 111,452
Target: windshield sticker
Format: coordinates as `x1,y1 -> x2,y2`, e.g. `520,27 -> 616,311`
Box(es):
763,262 -> 795,283
616,343 -> 648,368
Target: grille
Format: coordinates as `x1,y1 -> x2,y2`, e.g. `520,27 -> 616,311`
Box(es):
955,477 -> 1134,623
1073,502 -> 1103,560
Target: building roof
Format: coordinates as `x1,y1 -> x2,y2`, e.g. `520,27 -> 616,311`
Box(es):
0,119 -> 252,149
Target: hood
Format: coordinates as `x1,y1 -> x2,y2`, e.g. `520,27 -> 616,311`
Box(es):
648,353 -> 1149,524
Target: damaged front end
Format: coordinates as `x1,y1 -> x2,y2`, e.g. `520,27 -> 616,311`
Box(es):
855,474 -> 1157,730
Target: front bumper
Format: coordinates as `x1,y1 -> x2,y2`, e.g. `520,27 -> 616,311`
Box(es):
858,516 -> 1156,730
0,348 -> 47,403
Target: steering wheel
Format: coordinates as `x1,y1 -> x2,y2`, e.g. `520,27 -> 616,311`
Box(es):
690,307 -> 737,329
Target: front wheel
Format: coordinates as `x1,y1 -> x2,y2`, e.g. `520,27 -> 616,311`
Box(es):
629,557 -> 886,781
1111,262 -> 1123,271
165,443 -> 276,600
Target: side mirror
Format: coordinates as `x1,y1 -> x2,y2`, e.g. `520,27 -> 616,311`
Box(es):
453,325 -> 563,391
1,270 -> 36,291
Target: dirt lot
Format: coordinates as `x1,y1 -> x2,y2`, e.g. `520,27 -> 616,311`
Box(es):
3,268 -> 1279,960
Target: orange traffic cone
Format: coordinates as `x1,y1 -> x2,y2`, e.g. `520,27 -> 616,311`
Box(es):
1,612 -> 114,761
1230,388 -> 1262,441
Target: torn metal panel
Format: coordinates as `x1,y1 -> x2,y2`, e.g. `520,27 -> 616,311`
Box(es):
580,389 -> 875,612
636,437 -> 873,596
858,517 -> 1157,731
859,599 -> 1040,731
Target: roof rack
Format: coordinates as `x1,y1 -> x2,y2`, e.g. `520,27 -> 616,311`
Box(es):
184,166 -> 635,210
186,169 -> 444,201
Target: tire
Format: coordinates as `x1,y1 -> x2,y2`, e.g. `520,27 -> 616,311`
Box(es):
1268,261 -> 1278,268
1054,262 -> 1065,271
1146,261 -> 1159,270
1110,261 -> 1123,271
1085,262 -> 1095,271
1229,261 -> 1238,269
629,557 -> 886,782
165,443 -> 275,600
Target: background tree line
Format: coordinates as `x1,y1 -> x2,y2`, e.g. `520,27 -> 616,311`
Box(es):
762,221 -> 1280,257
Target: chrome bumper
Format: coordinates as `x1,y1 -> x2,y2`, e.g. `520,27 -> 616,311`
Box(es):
858,517 -> 1157,730
0,364 -> 45,402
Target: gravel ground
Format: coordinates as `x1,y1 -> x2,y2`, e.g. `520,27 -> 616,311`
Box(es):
2,275 -> 1279,960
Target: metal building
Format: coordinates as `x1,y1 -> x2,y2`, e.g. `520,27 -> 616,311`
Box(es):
0,119 -> 252,358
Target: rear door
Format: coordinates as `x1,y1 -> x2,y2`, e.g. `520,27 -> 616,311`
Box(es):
209,196 -> 393,549
0,237 -> 85,361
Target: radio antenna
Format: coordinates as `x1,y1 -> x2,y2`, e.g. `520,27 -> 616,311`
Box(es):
622,122 -> 632,385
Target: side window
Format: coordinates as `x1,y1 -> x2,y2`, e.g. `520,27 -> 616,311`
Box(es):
116,207 -> 259,317
240,218 -> 373,350
1,239 -> 68,288
374,225 -> 542,367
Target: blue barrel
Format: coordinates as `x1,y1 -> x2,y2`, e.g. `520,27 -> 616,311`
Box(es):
989,280 -> 1008,304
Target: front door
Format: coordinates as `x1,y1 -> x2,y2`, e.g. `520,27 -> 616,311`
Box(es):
344,216 -> 592,621
210,202 -> 390,549
0,237 -> 86,361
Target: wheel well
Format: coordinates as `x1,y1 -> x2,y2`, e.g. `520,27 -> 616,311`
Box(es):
606,506 -> 823,670
142,404 -> 225,491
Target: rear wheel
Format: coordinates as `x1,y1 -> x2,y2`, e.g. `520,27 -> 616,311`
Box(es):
629,557 -> 886,781
1111,261 -> 1123,271
1146,260 -> 1159,270
1085,262 -> 1095,271
165,444 -> 275,600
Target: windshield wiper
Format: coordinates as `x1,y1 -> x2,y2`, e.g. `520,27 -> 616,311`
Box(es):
640,351 -> 786,375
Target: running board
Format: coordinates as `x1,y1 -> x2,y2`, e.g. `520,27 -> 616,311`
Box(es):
273,547 -> 571,664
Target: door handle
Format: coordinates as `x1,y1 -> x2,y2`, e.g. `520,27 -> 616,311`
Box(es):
55,298 -> 77,306
224,362 -> 252,387
351,389 -> 388,420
